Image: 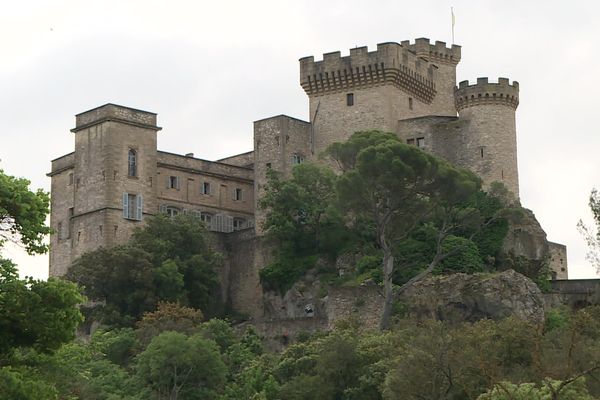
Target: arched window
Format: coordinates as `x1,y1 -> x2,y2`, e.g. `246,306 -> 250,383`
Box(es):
128,149 -> 137,177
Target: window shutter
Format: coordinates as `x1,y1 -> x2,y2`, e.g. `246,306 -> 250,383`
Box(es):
159,204 -> 167,214
123,193 -> 129,218
166,176 -> 170,189
176,177 -> 180,190
137,195 -> 143,220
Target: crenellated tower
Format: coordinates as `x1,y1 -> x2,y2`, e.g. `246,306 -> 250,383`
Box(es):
299,39 -> 461,156
454,78 -> 520,197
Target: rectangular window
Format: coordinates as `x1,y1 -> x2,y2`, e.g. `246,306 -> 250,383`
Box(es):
201,181 -> 211,195
123,193 -> 143,220
416,137 -> 425,148
200,212 -> 213,225
128,149 -> 137,177
57,222 -> 63,240
266,162 -> 272,169
407,138 -> 415,145
167,176 -> 180,190
408,97 -> 413,110
346,93 -> 354,106
234,188 -> 243,201
68,173 -> 74,186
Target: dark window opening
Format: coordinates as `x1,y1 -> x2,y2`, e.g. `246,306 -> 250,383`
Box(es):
408,97 -> 413,110
480,148 -> 484,158
407,138 -> 415,145
346,93 -> 354,106
167,176 -> 180,190
201,182 -> 211,195
266,162 -> 272,169
234,188 -> 243,201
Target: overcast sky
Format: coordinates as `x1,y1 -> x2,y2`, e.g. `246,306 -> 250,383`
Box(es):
2,0 -> 599,280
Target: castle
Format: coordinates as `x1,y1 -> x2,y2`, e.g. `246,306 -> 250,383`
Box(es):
48,38 -> 568,306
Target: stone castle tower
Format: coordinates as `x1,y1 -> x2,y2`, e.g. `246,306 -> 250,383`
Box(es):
48,38 -> 567,288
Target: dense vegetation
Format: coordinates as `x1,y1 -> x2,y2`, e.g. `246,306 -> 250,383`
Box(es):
260,131 -> 520,327
67,214 -> 223,326
3,304 -> 600,399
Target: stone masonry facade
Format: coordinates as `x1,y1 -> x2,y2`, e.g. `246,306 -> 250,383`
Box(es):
48,38 -> 568,309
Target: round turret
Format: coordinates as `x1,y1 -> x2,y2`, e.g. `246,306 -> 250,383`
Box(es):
454,78 -> 520,197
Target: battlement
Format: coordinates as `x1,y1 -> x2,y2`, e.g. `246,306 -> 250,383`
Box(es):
299,42 -> 437,103
454,77 -> 519,111
400,38 -> 461,66
72,103 -> 162,132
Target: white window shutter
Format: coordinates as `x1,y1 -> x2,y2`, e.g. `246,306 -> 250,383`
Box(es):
137,195 -> 143,220
166,176 -> 170,189
123,193 -> 129,218
176,177 -> 180,190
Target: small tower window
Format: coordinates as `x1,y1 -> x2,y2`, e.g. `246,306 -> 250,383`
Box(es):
128,149 -> 137,177
201,181 -> 211,195
68,173 -> 74,186
346,93 -> 354,106
416,137 -> 425,148
480,147 -> 484,158
408,97 -> 413,110
407,138 -> 415,145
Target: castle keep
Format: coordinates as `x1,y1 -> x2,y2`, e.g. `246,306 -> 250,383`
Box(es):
48,38 -> 568,292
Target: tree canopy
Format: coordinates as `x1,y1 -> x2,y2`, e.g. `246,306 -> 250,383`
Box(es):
67,214 -> 222,326
0,168 -> 51,255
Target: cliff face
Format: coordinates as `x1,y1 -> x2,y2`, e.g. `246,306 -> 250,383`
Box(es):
399,269 -> 545,325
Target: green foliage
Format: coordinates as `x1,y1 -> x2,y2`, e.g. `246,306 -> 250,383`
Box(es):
259,164 -> 352,293
4,307 -> 600,399
67,214 -> 222,326
437,235 -> 485,274
0,167 -> 51,255
0,367 -> 58,400
199,318 -> 237,353
0,262 -> 84,357
136,331 -> 227,399
478,379 -> 595,400
135,302 -> 203,346
545,307 -> 571,332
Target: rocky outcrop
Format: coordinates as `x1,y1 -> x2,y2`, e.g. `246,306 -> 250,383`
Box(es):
399,269 -> 545,325
500,207 -> 549,269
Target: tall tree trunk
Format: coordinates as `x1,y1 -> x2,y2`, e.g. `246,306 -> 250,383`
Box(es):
379,247 -> 394,330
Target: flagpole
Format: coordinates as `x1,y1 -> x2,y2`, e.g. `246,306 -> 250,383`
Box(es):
451,7 -> 455,45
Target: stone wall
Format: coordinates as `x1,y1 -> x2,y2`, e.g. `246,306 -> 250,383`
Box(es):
217,151 -> 254,168
548,242 -> 568,280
